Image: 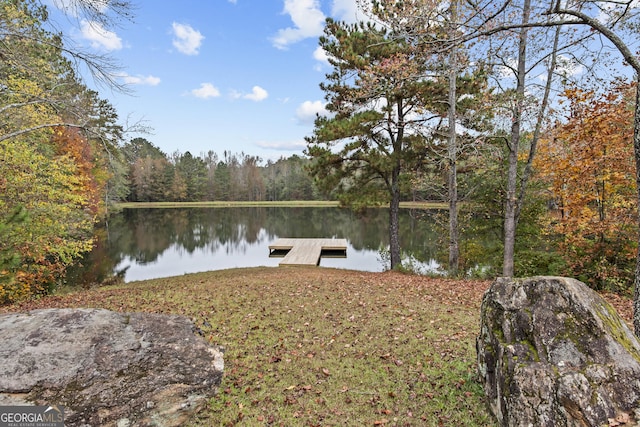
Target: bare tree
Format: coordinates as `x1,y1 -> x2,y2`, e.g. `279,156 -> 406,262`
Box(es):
47,0 -> 135,90
502,0 -> 531,277
447,0 -> 461,275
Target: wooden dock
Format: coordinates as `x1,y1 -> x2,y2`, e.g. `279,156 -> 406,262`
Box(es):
269,238 -> 347,266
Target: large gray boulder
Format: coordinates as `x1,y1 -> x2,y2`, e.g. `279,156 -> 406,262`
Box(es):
0,308 -> 224,427
477,276 -> 640,426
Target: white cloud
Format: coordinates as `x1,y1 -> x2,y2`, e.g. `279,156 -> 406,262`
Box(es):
191,83 -> 221,99
331,0 -> 361,23
296,100 -> 328,124
80,20 -> 122,51
271,0 -> 326,49
256,139 -> 307,151
120,74 -> 161,86
498,58 -> 517,78
313,46 -> 329,64
557,55 -> 585,78
232,86 -> 269,101
270,0 -> 367,49
535,55 -> 585,82
246,86 -> 268,101
172,22 -> 204,55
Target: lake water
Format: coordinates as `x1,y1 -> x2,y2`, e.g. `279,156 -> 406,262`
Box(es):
68,206 -> 448,285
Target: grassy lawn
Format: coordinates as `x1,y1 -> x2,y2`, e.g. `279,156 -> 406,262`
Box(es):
2,267 -> 495,426
2,267 -> 632,426
0,267 -> 632,427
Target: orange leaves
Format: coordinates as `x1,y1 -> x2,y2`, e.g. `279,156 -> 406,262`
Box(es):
536,81 -> 637,291
50,126 -> 102,215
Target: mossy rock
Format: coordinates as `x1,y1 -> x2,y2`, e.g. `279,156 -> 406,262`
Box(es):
477,276 -> 640,426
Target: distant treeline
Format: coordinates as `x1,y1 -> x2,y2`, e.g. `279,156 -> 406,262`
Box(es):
122,138 -> 432,203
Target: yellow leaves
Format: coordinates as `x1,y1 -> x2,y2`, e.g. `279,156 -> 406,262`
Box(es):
1,137 -> 95,303
0,2 -> 71,144
51,126 -> 103,214
1,76 -> 60,144
536,81 -> 638,290
562,87 -> 593,105
0,272 -> 31,305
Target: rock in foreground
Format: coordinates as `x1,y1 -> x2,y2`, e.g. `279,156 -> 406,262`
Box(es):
0,308 -> 224,426
477,276 -> 640,426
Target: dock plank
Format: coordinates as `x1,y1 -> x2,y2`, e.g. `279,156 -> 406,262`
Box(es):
269,238 -> 347,266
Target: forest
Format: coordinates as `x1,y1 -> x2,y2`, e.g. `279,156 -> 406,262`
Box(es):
1,0 -> 639,335
121,142 -> 320,203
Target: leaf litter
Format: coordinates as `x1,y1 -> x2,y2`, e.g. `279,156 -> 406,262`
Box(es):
1,267 -> 633,426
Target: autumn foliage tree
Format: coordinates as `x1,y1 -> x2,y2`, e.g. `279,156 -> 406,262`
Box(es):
51,126 -> 105,214
536,82 -> 637,293
445,0 -> 640,336
0,138 -> 95,302
0,0 -> 126,303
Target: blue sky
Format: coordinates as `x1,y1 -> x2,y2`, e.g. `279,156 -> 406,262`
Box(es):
45,1 -> 639,163
49,0 -> 366,162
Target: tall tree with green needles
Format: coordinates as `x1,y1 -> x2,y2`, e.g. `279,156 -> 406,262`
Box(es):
307,18 -> 456,269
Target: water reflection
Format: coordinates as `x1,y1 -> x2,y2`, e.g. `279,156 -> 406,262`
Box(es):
67,207 -> 445,285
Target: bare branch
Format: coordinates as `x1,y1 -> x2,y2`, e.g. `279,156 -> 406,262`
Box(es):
0,122 -> 87,143
49,0 -> 135,29
545,5 -> 640,73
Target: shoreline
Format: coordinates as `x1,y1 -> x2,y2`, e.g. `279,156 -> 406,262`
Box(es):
113,200 -> 449,209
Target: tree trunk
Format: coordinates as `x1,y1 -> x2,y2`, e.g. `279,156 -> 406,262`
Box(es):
503,147 -> 518,277
448,145 -> 459,275
447,0 -> 460,276
503,0 -> 530,278
389,167 -> 402,270
515,25 -> 560,223
633,79 -> 640,336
